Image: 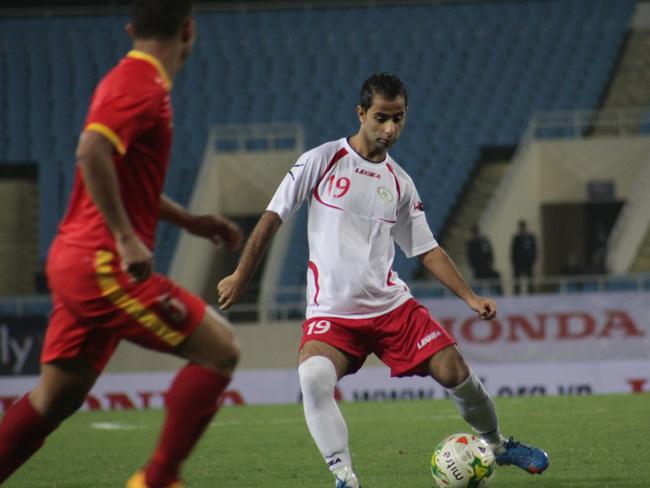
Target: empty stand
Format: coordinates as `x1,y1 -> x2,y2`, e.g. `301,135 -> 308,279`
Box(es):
0,0 -> 637,289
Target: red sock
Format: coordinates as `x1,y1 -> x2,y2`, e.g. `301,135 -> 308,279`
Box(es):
145,364 -> 231,487
0,394 -> 58,483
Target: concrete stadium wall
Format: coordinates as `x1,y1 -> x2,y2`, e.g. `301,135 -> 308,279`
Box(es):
537,137 -> 649,204
607,158 -> 650,272
170,148 -> 297,295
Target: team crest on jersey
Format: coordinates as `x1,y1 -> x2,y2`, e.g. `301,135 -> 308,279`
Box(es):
377,186 -> 394,202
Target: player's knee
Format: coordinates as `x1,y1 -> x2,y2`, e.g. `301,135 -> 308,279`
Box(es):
30,362 -> 97,422
299,356 -> 337,399
432,349 -> 470,389
30,387 -> 86,423
182,313 -> 241,375
203,335 -> 240,376
59,394 -> 87,419
219,337 -> 240,373
440,361 -> 471,389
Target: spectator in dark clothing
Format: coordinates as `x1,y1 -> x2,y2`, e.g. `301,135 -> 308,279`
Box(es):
511,219 -> 536,294
467,225 -> 495,279
467,225 -> 502,295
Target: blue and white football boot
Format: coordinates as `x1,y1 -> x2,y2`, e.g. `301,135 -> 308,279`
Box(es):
333,466 -> 361,488
494,437 -> 549,474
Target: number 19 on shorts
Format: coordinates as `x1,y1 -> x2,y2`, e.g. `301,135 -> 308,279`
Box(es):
306,320 -> 331,335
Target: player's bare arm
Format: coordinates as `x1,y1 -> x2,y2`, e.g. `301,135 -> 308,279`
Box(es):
77,130 -> 152,281
421,246 -> 497,320
159,195 -> 244,250
217,210 -> 282,310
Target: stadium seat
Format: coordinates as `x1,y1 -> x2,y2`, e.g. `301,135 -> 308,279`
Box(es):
642,275 -> 650,290
605,277 -> 639,292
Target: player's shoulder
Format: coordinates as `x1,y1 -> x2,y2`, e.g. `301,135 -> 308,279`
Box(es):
96,55 -> 165,100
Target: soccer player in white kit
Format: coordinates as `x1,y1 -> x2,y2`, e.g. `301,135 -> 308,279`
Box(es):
218,73 -> 549,487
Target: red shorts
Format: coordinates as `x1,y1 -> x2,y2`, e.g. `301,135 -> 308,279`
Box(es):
299,299 -> 455,377
43,238 -> 207,372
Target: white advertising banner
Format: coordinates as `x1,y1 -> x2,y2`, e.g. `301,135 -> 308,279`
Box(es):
421,291 -> 650,362
1,359 -> 648,412
0,292 -> 647,411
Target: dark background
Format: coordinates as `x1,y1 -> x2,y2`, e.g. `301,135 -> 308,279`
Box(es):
0,0 -> 286,9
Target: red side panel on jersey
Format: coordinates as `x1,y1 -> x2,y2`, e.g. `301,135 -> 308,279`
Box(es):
308,260 -> 321,305
312,147 -> 348,210
386,163 -> 401,202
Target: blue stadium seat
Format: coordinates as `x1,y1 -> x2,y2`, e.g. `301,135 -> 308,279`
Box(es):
0,303 -> 18,315
605,277 -> 639,292
562,280 -> 596,293
641,275 -> 650,290
581,281 -> 601,292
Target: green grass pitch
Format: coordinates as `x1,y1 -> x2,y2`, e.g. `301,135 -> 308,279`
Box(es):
3,393 -> 649,487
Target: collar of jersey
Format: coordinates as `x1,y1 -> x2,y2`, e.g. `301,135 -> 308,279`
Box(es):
344,137 -> 387,165
127,50 -> 172,90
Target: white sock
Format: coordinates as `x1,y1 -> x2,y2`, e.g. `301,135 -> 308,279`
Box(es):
299,356 -> 352,472
446,371 -> 503,450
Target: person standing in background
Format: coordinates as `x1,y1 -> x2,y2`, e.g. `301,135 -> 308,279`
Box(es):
467,224 -> 496,280
466,224 -> 502,294
511,219 -> 537,294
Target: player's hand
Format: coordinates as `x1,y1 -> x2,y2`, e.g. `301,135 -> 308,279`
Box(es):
217,272 -> 247,310
186,214 -> 244,251
116,233 -> 153,282
467,296 -> 497,320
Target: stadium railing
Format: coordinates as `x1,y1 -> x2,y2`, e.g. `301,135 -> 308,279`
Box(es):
193,272 -> 650,321
528,108 -> 650,139
6,273 -> 648,322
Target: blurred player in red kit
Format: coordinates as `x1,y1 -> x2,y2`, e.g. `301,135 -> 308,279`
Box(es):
0,1 -> 243,487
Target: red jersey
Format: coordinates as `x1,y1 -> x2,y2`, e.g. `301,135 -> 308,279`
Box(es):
58,50 -> 173,251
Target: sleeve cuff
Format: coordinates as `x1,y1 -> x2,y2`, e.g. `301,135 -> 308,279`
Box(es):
85,123 -> 126,155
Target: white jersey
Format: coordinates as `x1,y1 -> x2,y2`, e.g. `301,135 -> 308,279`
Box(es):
267,137 -> 437,319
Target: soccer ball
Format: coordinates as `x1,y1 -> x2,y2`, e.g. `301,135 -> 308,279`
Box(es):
431,433 -> 496,487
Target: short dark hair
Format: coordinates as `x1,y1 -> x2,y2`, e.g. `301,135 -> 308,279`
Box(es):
132,0 -> 194,40
359,73 -> 408,111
